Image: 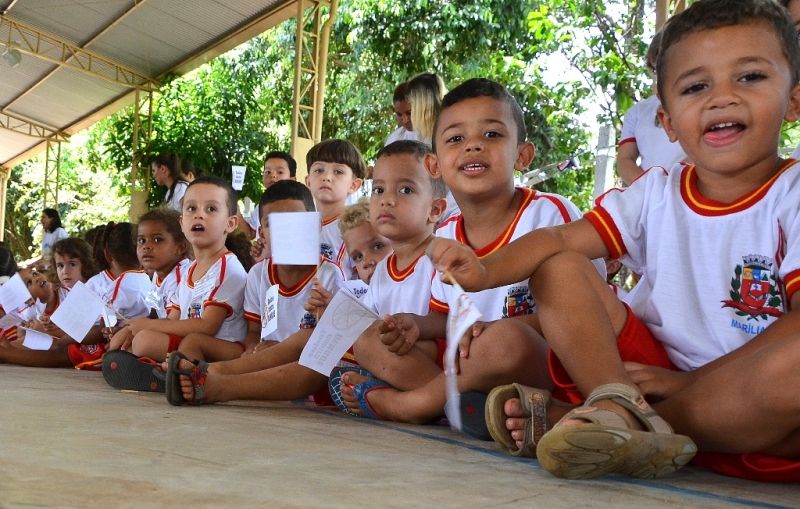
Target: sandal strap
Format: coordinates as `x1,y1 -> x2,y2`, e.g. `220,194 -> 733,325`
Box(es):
515,384 -> 551,455
584,383 -> 673,434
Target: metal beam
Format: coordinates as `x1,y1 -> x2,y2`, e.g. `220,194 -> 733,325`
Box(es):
2,1 -> 149,112
0,14 -> 157,91
0,165 -> 8,242
0,108 -> 68,141
129,87 -> 153,222
656,0 -> 689,30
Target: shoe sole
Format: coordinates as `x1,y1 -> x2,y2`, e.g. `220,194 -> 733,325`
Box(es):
102,351 -> 165,393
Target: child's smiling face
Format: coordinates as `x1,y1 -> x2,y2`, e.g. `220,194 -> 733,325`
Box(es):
658,22 -> 800,185
429,95 -> 534,202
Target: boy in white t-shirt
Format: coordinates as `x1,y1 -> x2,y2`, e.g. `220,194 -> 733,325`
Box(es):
240,150 -> 297,243
162,180 -> 346,405
306,139 -> 365,279
335,81 -> 592,427
616,32 -> 686,185
430,0 -> 800,482
124,177 -> 248,365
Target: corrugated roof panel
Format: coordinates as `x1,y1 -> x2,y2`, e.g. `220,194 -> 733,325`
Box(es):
0,57 -> 56,106
11,67 -> 128,129
0,128 -> 41,165
5,0 -> 133,46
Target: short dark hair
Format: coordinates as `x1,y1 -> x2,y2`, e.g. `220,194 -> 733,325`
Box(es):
185,176 -> 238,216
53,238 -> 96,280
138,207 -> 189,259
306,139 -> 367,180
375,140 -> 447,199
432,78 -> 527,152
646,32 -> 663,72
393,82 -> 409,103
42,208 -> 62,232
657,0 -> 800,103
100,222 -> 139,270
259,180 -> 316,217
0,245 -> 17,278
264,151 -> 297,178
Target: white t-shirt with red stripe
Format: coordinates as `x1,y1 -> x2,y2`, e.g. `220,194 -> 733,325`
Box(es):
320,215 -> 355,280
85,269 -> 152,320
430,187 -> 593,319
363,252 -> 436,317
619,95 -> 685,173
153,258 -> 191,316
170,252 -> 247,342
585,161 -> 800,371
243,257 -> 344,343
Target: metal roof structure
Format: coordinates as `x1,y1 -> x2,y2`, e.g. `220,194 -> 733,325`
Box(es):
0,0 -> 299,169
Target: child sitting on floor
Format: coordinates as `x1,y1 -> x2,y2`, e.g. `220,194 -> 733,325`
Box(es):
162,179 -> 346,405
338,200 -> 391,287
333,80 -> 597,433
119,177 -> 248,368
430,0 -> 800,482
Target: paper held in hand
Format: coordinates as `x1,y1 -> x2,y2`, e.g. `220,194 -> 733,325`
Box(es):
298,289 -> 379,376
269,211 -> 320,265
21,327 -> 54,351
50,281 -> 107,343
0,273 -> 32,313
443,277 -> 483,432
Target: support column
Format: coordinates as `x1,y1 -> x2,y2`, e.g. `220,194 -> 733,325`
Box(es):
290,0 -> 336,182
0,166 -> 8,242
129,87 -> 153,221
42,138 -> 61,208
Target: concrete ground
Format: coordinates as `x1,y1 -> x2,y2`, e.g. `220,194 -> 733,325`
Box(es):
0,365 -> 796,509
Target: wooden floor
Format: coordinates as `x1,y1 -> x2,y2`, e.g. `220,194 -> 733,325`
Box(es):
0,365 -> 796,508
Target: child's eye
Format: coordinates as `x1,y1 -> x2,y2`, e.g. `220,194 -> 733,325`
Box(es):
351,253 -> 363,262
335,169 -> 345,176
137,238 -> 146,245
739,72 -> 766,83
399,186 -> 413,195
372,242 -> 386,252
681,82 -> 706,95
484,131 -> 501,139
186,205 -> 196,212
445,135 -> 463,144
56,263 -> 64,269
153,236 -> 163,243
372,186 -> 384,195
206,206 -> 216,213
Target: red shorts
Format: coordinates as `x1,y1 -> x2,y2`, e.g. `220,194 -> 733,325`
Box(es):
547,305 -> 800,483
167,334 -> 183,353
66,342 -> 108,371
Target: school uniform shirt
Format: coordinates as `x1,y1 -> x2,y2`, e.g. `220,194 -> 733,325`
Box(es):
85,269 -> 152,320
169,252 -> 247,342
164,180 -> 189,212
151,259 -> 191,316
41,227 -> 68,260
585,161 -> 800,371
430,187 -> 595,320
385,126 -> 419,146
320,216 -> 355,279
243,257 -> 344,342
619,95 -> 685,173
363,252 -> 436,317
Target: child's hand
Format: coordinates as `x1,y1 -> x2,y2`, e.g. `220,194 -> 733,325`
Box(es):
51,334 -> 74,349
456,321 -> 491,370
252,339 -> 278,354
250,239 -> 269,263
304,279 -> 332,315
378,313 -> 419,356
428,238 -> 488,292
125,317 -> 150,335
624,362 -> 694,400
108,327 -> 133,351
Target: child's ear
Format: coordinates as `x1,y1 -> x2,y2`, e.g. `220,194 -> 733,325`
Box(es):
424,153 -> 441,178
348,177 -> 363,194
225,214 -> 238,234
657,104 -> 679,142
784,83 -> 800,123
428,197 -> 448,225
514,142 -> 536,171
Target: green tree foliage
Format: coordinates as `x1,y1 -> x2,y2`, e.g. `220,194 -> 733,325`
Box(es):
9,0 -> 664,258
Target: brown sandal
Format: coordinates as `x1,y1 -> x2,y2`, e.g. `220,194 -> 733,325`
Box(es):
535,383 -> 697,479
485,383 -> 551,457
